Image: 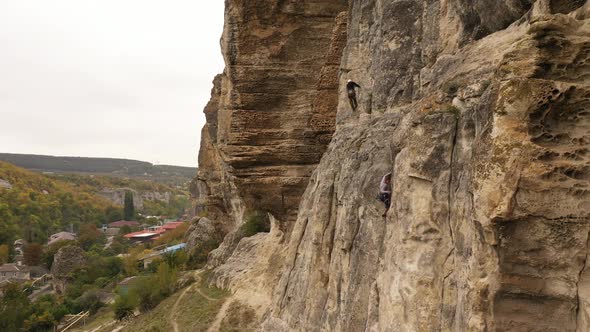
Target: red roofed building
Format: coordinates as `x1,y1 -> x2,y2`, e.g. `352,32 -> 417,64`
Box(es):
109,220 -> 140,228
161,222 -> 185,231
124,229 -> 166,244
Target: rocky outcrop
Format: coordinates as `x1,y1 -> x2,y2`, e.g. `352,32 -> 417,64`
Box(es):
51,246 -> 87,277
51,246 -> 87,293
195,0 -> 590,331
209,216 -> 285,318
185,217 -> 217,251
184,216 -> 224,266
98,188 -> 171,210
0,179 -> 11,189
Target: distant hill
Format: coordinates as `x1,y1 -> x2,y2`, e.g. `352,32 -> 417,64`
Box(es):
0,153 -> 196,187
0,161 -> 118,244
0,161 -> 190,245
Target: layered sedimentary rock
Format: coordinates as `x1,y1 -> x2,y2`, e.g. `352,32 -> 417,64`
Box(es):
195,0 -> 590,331
193,0 -> 348,228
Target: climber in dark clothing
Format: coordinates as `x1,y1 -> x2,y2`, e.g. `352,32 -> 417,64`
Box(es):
346,79 -> 361,110
379,173 -> 392,217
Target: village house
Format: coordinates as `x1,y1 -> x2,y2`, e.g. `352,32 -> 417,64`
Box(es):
123,221 -> 186,244
103,220 -> 140,236
123,229 -> 166,244
108,220 -> 140,228
138,243 -> 186,268
0,263 -> 31,281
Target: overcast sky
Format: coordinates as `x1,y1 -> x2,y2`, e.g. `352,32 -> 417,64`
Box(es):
0,1 -> 225,167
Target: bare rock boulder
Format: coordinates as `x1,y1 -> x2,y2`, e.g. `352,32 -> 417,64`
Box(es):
185,217 -> 223,267
51,245 -> 87,293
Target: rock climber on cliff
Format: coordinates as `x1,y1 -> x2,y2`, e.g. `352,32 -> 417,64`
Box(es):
346,79 -> 361,110
379,173 -> 392,217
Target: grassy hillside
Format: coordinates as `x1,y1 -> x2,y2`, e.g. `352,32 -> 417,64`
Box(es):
0,153 -> 196,187
72,271 -> 234,332
0,161 -> 119,245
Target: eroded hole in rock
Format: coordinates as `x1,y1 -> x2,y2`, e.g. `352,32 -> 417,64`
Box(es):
529,86 -> 589,149
562,165 -> 590,180
537,151 -> 560,161
549,0 -> 586,14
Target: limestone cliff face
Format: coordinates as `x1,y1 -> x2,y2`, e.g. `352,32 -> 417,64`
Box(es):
98,188 -> 171,210
195,0 -> 590,331
194,0 -> 348,228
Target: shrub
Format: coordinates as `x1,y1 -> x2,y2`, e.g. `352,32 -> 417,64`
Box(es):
240,212 -> 270,238
163,250 -> 188,269
75,289 -> 103,314
120,262 -> 179,313
113,294 -> 135,321
186,239 -> 220,270
24,311 -> 55,332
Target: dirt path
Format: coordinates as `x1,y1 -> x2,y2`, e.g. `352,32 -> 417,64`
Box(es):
87,320 -> 116,332
171,271 -> 228,332
193,274 -> 217,302
206,298 -> 232,332
170,283 -> 194,332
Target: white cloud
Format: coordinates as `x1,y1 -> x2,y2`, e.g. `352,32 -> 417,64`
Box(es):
0,0 -> 225,167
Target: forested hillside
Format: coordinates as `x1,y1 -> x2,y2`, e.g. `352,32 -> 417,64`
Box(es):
0,161 -> 120,245
0,162 -> 190,246
50,174 -> 190,218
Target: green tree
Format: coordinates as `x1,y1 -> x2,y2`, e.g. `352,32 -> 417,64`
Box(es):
163,250 -> 188,269
0,283 -> 31,331
123,191 -> 135,220
113,292 -> 136,321
74,289 -> 103,314
24,311 -> 55,332
109,235 -> 130,255
77,224 -> 105,251
24,294 -> 68,331
134,262 -> 178,312
120,225 -> 132,235
105,206 -> 123,222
